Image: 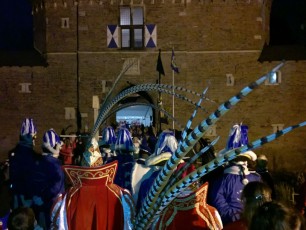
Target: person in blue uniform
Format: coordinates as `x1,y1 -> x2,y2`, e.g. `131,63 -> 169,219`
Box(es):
9,118 -> 38,209
30,129 -> 65,229
207,124 -> 261,225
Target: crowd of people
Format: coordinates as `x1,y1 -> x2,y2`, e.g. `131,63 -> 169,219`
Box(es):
0,118 -> 305,230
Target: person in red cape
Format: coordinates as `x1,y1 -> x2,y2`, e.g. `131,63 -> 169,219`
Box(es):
136,130 -> 222,229
51,138 -> 135,230
155,182 -> 223,230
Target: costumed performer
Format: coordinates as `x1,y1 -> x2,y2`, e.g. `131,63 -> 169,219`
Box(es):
99,126 -> 117,163
9,118 -> 37,209
50,138 -> 135,230
136,130 -> 179,212
107,127 -> 135,192
207,123 -> 261,225
29,129 -> 65,229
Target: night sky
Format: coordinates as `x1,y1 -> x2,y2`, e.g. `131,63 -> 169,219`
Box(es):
270,0 -> 306,46
0,0 -> 33,50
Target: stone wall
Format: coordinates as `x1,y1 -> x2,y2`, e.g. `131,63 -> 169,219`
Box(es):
0,0 -> 305,172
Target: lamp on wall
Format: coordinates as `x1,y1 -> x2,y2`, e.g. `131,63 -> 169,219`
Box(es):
267,70 -> 281,85
268,71 -> 277,84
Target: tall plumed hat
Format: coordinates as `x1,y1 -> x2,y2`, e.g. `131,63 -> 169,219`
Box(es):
146,130 -> 178,166
218,123 -> 256,161
220,123 -> 257,185
226,123 -> 249,150
42,129 -> 61,155
20,118 -> 37,136
100,126 -> 117,146
115,128 -> 135,152
154,130 -> 177,155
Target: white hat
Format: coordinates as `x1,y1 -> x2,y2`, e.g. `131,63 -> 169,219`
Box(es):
217,149 -> 257,162
238,150 -> 257,161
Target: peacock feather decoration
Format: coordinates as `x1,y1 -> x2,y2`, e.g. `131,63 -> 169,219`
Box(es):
87,61 -> 305,229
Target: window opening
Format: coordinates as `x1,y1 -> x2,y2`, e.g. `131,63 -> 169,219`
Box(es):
120,6 -> 144,49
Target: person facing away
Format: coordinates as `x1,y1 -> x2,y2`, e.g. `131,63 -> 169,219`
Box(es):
9,118 -> 37,209
249,201 -> 305,230
108,127 -> 135,192
7,207 -> 43,230
50,138 -> 135,230
223,181 -> 272,230
137,130 -> 178,212
29,129 -> 65,229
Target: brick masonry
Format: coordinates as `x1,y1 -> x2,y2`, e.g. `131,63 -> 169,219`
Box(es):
0,0 -> 305,173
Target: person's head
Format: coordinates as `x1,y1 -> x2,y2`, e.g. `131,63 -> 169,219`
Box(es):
68,132 -> 77,143
146,130 -> 178,167
115,128 -> 135,154
138,142 -> 152,160
82,138 -> 103,167
221,150 -> 257,185
100,126 -> 117,148
241,181 -> 272,223
249,201 -> 305,230
133,137 -> 141,155
42,129 -> 62,158
256,154 -> 269,170
8,207 -> 36,230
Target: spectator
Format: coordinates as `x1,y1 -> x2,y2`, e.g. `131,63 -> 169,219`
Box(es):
256,154 -> 276,199
249,201 -> 305,230
59,132 -> 77,165
146,126 -> 157,154
296,169 -> 306,218
223,181 -> 272,230
8,207 -> 42,230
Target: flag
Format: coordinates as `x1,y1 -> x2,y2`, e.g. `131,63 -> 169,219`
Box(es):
171,48 -> 179,73
156,49 -> 165,76
76,107 -> 82,133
